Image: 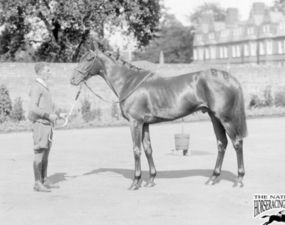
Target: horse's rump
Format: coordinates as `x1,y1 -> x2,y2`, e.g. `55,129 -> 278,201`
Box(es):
202,69 -> 248,139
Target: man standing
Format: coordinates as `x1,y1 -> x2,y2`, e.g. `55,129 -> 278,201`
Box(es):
28,62 -> 59,192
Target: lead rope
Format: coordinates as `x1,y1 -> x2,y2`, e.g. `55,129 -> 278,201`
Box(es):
57,85 -> 83,128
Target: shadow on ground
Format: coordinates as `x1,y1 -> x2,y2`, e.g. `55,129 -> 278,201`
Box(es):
48,172 -> 77,184
83,168 -> 237,184
167,149 -> 213,156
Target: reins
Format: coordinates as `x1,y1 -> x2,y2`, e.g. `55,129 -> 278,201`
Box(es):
61,49 -> 152,127
83,71 -> 153,104
60,71 -> 152,127
83,81 -> 116,103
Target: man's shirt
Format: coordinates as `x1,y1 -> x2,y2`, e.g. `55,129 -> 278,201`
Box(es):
28,78 -> 54,124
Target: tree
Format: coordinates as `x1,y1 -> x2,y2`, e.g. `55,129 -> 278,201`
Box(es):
0,2 -> 31,61
0,0 -> 161,62
272,0 -> 285,13
133,13 -> 194,63
0,84 -> 12,123
189,3 -> 226,26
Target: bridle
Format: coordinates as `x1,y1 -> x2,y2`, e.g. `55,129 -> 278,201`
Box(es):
83,72 -> 153,103
61,51 -> 152,127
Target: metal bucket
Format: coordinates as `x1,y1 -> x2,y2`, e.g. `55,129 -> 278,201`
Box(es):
174,133 -> 190,152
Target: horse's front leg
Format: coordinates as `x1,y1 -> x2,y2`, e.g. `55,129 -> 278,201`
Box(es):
142,124 -> 156,187
129,120 -> 143,190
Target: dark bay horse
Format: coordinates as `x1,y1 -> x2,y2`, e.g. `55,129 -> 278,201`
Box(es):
70,49 -> 247,190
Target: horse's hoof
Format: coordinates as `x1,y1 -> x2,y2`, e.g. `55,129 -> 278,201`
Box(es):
205,176 -> 218,185
233,179 -> 244,188
128,180 -> 141,190
144,181 -> 156,188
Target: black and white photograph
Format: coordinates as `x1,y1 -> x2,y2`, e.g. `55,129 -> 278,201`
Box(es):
0,0 -> 285,224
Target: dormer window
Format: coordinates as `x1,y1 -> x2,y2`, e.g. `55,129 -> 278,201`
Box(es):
248,27 -> 254,35
263,24 -> 270,33
220,30 -> 229,38
196,35 -> 202,41
279,22 -> 285,31
234,27 -> 242,36
209,33 -> 215,40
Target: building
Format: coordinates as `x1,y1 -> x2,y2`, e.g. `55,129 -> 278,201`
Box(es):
193,2 -> 285,65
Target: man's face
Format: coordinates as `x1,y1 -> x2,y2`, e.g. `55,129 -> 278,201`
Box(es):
40,66 -> 52,83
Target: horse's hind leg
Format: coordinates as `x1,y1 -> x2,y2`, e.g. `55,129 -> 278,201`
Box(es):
206,113 -> 228,185
142,124 -> 156,187
129,120 -> 143,190
230,136 -> 245,187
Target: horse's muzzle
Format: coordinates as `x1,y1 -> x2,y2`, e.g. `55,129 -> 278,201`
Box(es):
70,71 -> 83,86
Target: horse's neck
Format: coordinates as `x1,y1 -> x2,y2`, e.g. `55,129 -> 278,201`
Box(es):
101,60 -> 140,98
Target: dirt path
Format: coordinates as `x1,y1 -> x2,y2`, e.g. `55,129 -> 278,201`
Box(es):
1,117 -> 285,225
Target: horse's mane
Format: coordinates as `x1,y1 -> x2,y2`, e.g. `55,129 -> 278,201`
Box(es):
101,50 -> 144,72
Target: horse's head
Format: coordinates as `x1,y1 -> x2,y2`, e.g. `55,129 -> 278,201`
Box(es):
70,50 -> 105,86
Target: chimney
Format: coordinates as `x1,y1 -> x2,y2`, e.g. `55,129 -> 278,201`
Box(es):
249,2 -> 267,25
250,2 -> 266,16
199,12 -> 214,33
226,8 -> 239,25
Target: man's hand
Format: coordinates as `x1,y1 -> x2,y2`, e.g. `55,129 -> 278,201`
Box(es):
59,113 -> 68,119
49,113 -> 58,123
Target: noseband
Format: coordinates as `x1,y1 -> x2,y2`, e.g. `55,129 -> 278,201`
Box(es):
75,51 -> 99,82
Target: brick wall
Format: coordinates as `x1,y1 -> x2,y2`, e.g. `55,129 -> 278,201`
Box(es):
1,62 -> 285,114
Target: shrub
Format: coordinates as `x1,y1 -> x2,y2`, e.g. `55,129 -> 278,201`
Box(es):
0,85 -> 12,123
81,98 -> 94,122
248,86 -> 274,109
248,94 -> 262,109
263,85 -> 273,107
10,97 -> 25,122
94,108 -> 102,121
111,102 -> 120,120
274,89 -> 285,107
80,98 -> 103,122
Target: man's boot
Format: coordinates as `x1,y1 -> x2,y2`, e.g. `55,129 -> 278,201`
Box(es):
34,181 -> 51,192
33,160 -> 51,192
43,179 -> 59,189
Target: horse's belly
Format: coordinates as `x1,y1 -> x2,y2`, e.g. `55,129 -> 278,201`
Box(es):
150,102 -> 199,120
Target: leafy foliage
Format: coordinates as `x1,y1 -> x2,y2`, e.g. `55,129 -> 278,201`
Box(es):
80,98 -> 102,122
274,88 -> 285,107
81,98 -> 94,122
0,84 -> 12,123
0,1 -> 31,61
133,13 -> 194,63
189,3 -> 226,25
272,0 -> 285,13
0,0 -> 161,62
10,97 -> 25,122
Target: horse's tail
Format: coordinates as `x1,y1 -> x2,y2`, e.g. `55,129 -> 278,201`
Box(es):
230,80 -> 248,139
262,215 -> 270,218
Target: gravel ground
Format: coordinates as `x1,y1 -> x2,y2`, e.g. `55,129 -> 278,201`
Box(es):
1,117 -> 285,225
